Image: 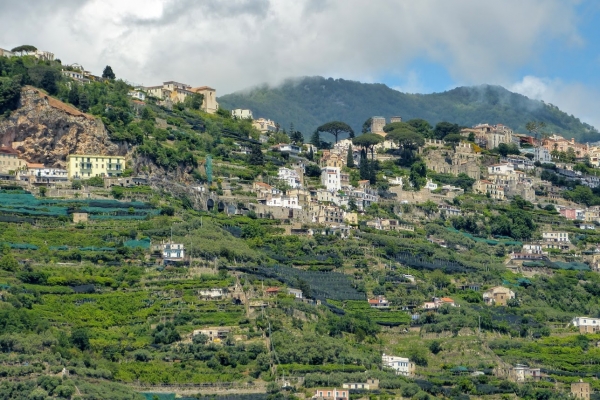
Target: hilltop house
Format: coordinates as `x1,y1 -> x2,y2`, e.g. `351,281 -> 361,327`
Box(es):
382,354 -> 415,376
0,145 -> 27,176
571,380 -> 591,400
542,231 -> 570,243
572,316 -> 600,333
142,81 -> 218,113
368,295 -> 389,309
482,286 -> 515,306
312,388 -> 349,400
193,327 -> 231,342
163,243 -> 185,261
342,379 -> 379,390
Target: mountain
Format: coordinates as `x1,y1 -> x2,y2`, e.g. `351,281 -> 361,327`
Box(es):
219,76 -> 600,143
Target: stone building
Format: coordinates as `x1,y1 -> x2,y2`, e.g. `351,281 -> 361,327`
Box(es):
371,116 -> 386,135
422,140 -> 481,180
571,380 -> 590,400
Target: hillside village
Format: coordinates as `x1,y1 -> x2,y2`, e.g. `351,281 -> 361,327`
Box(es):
1,46 -> 600,400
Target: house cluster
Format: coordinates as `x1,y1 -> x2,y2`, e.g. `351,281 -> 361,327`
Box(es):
249,161 -> 381,230
0,47 -> 54,61
473,162 -> 535,201
482,286 -> 515,306
138,81 -> 218,113
422,296 -> 456,310
460,123 -> 516,150
422,139 -> 481,180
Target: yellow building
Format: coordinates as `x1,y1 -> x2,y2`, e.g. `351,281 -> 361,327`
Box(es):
66,154 -> 125,179
0,145 -> 27,175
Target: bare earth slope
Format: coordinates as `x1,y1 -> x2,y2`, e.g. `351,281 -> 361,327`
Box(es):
0,86 -> 126,168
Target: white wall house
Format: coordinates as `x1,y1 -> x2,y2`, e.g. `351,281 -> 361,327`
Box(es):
321,167 -> 341,192
163,243 -> 185,260
542,232 -> 570,242
382,354 -> 415,376
572,317 -> 600,327
534,146 -> 553,164
128,90 -> 146,101
278,167 -> 301,189
266,195 -> 302,209
231,109 -> 253,119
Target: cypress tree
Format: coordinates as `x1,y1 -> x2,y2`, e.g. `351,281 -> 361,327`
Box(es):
346,145 -> 354,168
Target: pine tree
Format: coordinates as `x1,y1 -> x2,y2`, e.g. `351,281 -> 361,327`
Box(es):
102,65 -> 116,80
359,150 -> 369,180
346,145 -> 354,168
310,131 -> 321,149
68,84 -> 79,106
40,70 -> 58,95
78,92 -> 90,112
249,144 -> 264,165
307,147 -> 314,161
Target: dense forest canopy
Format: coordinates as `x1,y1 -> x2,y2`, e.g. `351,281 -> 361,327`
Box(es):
219,76 -> 599,143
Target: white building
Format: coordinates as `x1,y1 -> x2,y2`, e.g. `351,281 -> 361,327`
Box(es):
488,163 -> 515,175
278,167 -> 302,189
534,146 -> 553,164
286,288 -> 303,299
321,167 -> 341,192
232,109 -> 253,119
424,180 -> 438,191
163,243 -> 185,260
62,70 -> 89,83
128,89 -> 146,101
522,244 -> 543,254
22,163 -> 68,184
542,232 -> 570,242
382,354 -> 415,376
198,288 -> 226,299
273,143 -> 301,156
266,195 -> 302,209
575,315 -> 600,331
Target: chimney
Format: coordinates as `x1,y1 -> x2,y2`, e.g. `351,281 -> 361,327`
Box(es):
571,137 -> 575,144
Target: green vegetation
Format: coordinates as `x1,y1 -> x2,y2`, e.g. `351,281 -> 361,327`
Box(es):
219,76 -> 600,143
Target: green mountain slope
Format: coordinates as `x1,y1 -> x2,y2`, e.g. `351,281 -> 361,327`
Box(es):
219,76 -> 599,142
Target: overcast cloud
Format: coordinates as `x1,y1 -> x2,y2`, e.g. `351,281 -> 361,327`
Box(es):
0,0 -> 597,127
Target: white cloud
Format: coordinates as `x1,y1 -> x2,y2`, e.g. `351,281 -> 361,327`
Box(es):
510,75 -> 600,130
0,0 -> 586,96
3,1 -> 596,131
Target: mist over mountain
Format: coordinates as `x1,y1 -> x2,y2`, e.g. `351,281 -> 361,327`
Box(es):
219,76 -> 599,142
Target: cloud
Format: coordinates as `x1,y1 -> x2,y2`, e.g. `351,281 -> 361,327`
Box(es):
0,0 -> 586,95
510,75 -> 600,130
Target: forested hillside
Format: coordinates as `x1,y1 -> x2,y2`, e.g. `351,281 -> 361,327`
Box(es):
219,76 -> 599,142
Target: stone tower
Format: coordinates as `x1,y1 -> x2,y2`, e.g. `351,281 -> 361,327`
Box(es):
371,116 -> 386,135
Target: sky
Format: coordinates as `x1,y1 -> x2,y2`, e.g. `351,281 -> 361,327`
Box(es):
1,0 -> 599,128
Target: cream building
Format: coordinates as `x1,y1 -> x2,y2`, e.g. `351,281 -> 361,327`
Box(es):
0,145 -> 27,175
143,82 -> 219,113
190,86 -> 219,114
66,154 -> 125,179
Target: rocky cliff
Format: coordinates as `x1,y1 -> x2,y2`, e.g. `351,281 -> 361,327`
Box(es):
0,86 -> 127,168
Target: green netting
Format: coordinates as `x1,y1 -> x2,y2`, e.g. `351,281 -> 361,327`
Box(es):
0,242 -> 38,250
124,238 -> 151,249
0,192 -> 158,220
553,261 -> 590,271
523,261 -> 545,267
79,246 -> 116,252
141,394 -> 175,400
447,227 -> 522,246
49,246 -> 69,251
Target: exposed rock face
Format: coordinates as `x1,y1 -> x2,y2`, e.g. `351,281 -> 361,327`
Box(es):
0,86 -> 127,168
